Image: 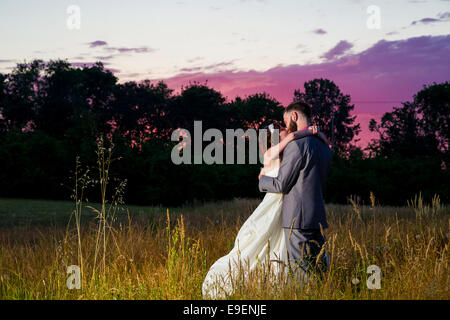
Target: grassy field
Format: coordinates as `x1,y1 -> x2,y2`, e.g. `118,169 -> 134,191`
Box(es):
0,194 -> 448,300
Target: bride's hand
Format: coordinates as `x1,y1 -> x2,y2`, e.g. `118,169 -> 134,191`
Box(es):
308,125 -> 319,135
286,132 -> 296,141
258,167 -> 265,180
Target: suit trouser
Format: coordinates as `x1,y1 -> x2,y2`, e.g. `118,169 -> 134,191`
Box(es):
283,228 -> 329,282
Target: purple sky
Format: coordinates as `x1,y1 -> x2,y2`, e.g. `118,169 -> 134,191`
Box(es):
159,35 -> 450,146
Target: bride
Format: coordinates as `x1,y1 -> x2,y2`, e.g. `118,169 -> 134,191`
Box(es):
202,124 -> 329,299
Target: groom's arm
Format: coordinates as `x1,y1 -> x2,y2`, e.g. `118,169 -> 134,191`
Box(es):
259,141 -> 303,194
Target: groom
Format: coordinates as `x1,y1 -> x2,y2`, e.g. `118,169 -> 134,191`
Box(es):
259,102 -> 332,281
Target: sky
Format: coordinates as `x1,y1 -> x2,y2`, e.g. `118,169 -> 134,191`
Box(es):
0,0 -> 449,146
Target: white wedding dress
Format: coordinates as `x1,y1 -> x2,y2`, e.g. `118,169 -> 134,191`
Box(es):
202,166 -> 289,299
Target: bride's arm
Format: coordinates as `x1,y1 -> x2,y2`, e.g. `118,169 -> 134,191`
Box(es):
306,126 -> 331,146
258,131 -> 291,179
263,129 -> 313,165
260,127 -> 329,175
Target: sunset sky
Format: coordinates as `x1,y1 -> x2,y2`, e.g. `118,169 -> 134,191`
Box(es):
1,0 -> 449,146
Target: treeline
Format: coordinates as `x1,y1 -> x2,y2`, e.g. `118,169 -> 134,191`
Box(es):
0,60 -> 448,206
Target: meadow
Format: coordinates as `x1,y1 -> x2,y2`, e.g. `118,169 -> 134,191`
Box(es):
0,193 -> 448,300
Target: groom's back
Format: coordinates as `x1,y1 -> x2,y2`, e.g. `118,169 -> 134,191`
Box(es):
282,136 -> 332,230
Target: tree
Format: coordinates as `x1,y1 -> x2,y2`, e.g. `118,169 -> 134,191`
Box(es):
1,60 -> 46,132
226,93 -> 284,130
415,82 -> 449,164
165,81 -> 228,133
111,80 -> 173,143
368,82 -> 449,165
0,73 -> 7,134
37,60 -> 117,139
293,78 -> 360,154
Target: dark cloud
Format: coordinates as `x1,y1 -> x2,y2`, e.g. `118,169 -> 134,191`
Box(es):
321,40 -> 353,60
438,11 -> 450,19
411,11 -> 450,24
180,61 -> 235,73
119,72 -> 143,78
88,40 -> 108,48
86,41 -> 156,56
71,62 -> 101,68
0,59 -> 15,63
204,61 -> 234,69
94,55 -> 115,61
70,62 -> 111,68
312,28 -> 327,35
385,31 -> 398,36
180,66 -> 203,73
105,47 -> 156,54
70,61 -> 119,74
412,17 -> 440,25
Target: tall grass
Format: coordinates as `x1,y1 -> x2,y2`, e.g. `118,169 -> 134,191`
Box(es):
0,139 -> 448,299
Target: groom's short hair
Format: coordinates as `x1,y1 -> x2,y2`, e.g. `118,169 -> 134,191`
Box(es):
285,102 -> 312,122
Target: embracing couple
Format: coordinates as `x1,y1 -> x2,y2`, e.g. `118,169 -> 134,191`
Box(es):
202,102 -> 333,299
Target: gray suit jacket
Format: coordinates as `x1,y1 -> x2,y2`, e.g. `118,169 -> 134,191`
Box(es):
259,136 -> 332,230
